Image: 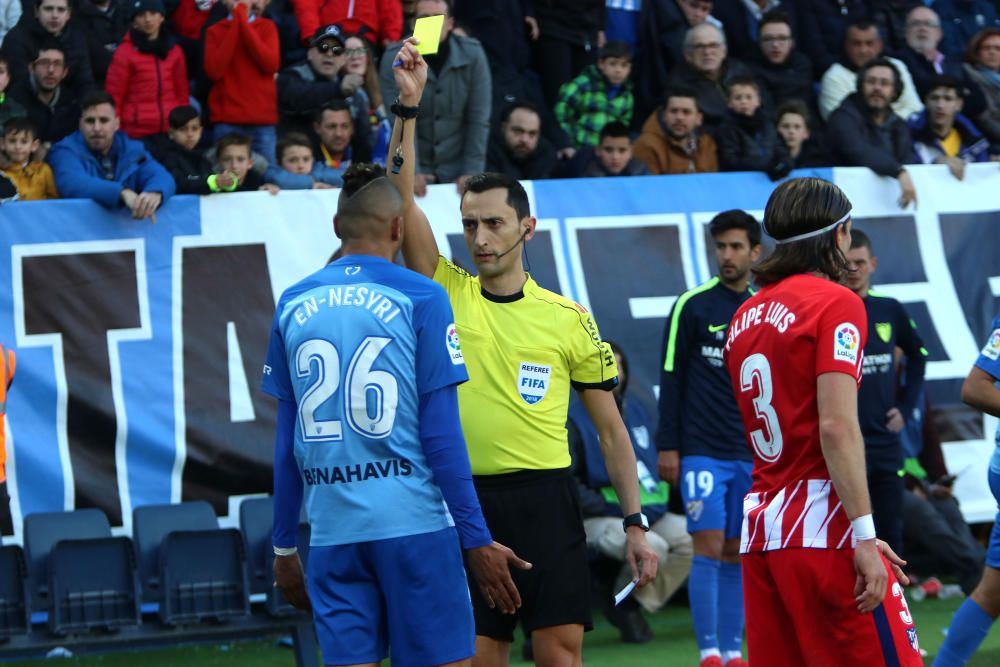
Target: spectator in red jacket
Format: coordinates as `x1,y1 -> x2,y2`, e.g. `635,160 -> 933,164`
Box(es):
170,0 -> 218,41
204,0 -> 280,164
289,0 -> 401,49
104,0 -> 189,139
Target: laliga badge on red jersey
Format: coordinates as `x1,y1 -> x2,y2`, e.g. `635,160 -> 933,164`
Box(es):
833,322 -> 860,364
983,328 -> 1000,361
517,362 -> 551,404
445,324 -> 464,366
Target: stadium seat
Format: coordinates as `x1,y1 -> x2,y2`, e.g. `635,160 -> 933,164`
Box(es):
47,537 -> 140,636
132,501 -> 217,602
158,529 -> 250,625
238,497 -> 275,596
0,545 -> 29,640
23,509 -> 112,612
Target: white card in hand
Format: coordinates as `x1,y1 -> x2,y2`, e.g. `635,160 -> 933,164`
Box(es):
613,580 -> 637,607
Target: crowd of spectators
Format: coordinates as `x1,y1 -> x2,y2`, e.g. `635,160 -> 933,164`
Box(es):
0,0 -> 999,209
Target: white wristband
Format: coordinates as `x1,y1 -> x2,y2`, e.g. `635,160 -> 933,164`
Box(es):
273,545 -> 298,557
851,514 -> 877,542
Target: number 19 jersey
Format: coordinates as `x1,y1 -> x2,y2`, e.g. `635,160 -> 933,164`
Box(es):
723,274 -> 867,553
261,255 -> 469,547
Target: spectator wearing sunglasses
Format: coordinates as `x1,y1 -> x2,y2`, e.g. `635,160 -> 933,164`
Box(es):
277,24 -> 372,161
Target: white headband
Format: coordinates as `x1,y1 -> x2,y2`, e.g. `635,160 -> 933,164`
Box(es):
769,210 -> 852,245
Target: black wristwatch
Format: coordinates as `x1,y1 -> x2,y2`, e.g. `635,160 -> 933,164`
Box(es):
623,512 -> 650,532
390,98 -> 420,120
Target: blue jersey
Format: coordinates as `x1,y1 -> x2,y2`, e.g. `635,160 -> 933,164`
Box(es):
262,255 -> 469,547
974,315 -> 1000,474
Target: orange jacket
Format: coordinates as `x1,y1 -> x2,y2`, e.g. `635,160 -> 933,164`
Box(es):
0,344 -> 15,483
632,109 -> 719,176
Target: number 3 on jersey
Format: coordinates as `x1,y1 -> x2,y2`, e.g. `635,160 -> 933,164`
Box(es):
296,336 -> 399,441
739,353 -> 783,462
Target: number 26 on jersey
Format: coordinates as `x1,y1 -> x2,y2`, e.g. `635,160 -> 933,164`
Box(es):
295,336 -> 399,441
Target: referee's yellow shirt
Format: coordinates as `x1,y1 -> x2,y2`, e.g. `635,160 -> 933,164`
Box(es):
434,256 -> 619,475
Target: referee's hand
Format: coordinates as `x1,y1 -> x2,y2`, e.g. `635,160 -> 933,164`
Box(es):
626,529 -> 659,587
273,553 -> 312,611
468,541 -> 533,615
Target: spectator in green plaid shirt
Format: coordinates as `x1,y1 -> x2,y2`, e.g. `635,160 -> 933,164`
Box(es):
554,41 -> 635,148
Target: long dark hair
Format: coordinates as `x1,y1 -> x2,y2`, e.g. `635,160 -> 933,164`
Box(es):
753,178 -> 852,286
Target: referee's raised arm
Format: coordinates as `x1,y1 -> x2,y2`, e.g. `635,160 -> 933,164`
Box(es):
387,39 -> 439,279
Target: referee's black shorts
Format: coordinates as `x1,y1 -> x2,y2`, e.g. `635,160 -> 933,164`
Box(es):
467,467 -> 592,642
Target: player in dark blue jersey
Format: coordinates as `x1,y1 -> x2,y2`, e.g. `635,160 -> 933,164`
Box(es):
844,229 -> 926,555
262,166 -> 530,667
933,314 -> 1000,666
656,210 -> 761,667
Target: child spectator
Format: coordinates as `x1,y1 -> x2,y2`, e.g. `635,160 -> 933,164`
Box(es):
774,100 -> 831,168
0,56 -> 27,135
554,40 -> 635,148
716,75 -> 790,178
104,0 -> 188,139
1,117 -> 58,199
581,121 -> 650,177
148,105 -> 237,194
204,0 -> 280,165
263,131 -> 341,189
215,132 -> 278,194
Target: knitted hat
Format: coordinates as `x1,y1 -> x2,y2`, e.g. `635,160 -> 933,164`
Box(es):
129,0 -> 166,19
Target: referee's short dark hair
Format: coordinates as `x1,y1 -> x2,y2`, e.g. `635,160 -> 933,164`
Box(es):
462,172 -> 531,221
709,210 -> 762,247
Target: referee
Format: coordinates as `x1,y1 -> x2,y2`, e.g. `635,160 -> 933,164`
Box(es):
388,41 -> 658,666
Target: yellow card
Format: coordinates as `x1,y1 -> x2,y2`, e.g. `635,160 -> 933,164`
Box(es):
413,15 -> 445,55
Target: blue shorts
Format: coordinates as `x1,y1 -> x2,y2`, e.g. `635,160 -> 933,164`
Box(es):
680,455 -> 753,538
987,459 -> 1000,569
306,527 -> 474,667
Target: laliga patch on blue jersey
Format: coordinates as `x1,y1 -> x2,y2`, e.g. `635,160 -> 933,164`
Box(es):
983,328 -> 1000,361
517,362 -> 551,405
446,323 -> 465,366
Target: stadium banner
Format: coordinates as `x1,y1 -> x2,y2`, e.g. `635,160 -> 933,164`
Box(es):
0,164 -> 998,542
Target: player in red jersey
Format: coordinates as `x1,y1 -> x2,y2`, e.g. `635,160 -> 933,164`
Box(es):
722,178 -> 922,667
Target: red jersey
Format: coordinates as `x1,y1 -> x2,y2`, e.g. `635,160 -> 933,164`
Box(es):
723,274 -> 867,553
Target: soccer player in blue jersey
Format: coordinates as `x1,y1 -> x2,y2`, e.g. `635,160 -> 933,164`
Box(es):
656,210 -> 761,667
933,315 -> 1000,666
263,165 -> 530,667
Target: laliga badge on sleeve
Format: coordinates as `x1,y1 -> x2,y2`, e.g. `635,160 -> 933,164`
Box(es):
982,328 -> 1000,361
413,15 -> 445,55
446,324 -> 465,365
833,322 -> 860,365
